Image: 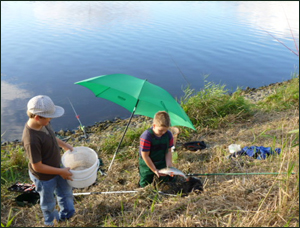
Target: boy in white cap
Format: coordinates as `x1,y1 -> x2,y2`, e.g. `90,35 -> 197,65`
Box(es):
22,95 -> 75,226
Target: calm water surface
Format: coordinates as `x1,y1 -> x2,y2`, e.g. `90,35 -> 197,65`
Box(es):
1,1 -> 299,141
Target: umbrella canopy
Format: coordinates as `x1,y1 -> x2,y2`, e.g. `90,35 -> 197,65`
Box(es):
75,74 -> 195,130
75,74 -> 196,171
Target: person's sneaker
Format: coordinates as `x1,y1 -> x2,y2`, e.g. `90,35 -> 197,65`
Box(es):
44,219 -> 58,227
58,212 -> 75,222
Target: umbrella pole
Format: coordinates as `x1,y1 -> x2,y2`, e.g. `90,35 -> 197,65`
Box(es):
107,101 -> 139,172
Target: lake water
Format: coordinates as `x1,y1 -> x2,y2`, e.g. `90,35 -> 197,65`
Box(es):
1,1 -> 299,142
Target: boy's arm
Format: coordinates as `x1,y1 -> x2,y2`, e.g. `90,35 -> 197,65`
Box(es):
165,131 -> 174,167
165,148 -> 173,167
31,161 -> 73,180
141,151 -> 160,177
56,137 -> 73,151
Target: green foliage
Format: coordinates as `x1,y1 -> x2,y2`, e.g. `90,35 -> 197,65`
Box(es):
257,75 -> 299,111
123,123 -> 150,146
288,129 -> 299,147
100,134 -> 121,154
150,194 -> 158,213
181,78 -> 254,129
1,144 -> 28,183
1,74 -> 299,227
120,200 -> 124,217
100,122 -> 150,154
1,208 -> 21,227
172,151 -> 178,164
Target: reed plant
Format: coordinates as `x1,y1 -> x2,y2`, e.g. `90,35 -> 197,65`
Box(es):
180,77 -> 254,130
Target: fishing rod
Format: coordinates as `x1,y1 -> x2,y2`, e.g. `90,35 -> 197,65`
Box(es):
67,97 -> 87,138
167,51 -> 191,85
259,26 -> 299,57
73,190 -> 176,196
73,190 -> 138,196
281,2 -> 299,55
187,172 -> 296,176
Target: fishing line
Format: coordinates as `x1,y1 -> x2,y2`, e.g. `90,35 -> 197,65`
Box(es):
259,26 -> 299,57
67,97 -> 87,138
281,2 -> 299,55
167,51 -> 191,85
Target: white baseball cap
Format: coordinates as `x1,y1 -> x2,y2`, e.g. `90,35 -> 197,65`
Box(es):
27,95 -> 64,118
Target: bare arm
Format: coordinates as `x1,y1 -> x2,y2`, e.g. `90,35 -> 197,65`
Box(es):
141,151 -> 161,177
32,161 -> 73,180
56,137 -> 73,151
165,148 -> 173,167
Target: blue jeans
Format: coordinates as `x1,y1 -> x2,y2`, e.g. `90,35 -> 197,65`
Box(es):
29,171 -> 75,226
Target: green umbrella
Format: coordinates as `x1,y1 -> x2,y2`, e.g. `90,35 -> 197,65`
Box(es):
75,74 -> 196,171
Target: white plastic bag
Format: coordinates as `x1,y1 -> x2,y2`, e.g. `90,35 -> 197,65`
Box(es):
228,144 -> 241,153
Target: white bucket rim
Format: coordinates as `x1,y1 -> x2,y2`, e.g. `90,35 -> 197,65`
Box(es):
66,157 -> 99,175
62,146 -> 98,173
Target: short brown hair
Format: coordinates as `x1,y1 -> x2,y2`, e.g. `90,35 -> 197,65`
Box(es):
27,111 -> 37,118
153,111 -> 170,127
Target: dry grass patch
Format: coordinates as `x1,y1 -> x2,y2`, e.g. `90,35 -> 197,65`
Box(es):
1,80 -> 299,227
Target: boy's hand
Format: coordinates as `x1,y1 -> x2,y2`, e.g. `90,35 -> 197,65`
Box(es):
154,169 -> 161,177
156,169 -> 167,177
60,167 -> 73,181
56,137 -> 73,151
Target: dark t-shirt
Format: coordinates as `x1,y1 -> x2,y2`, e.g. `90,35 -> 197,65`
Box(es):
22,123 -> 61,181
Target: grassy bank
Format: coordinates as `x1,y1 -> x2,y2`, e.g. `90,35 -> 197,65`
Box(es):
1,75 -> 299,227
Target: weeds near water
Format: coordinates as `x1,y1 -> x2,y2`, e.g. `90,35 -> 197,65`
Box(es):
100,121 -> 150,154
258,74 -> 299,111
1,76 -> 299,227
181,77 -> 254,129
123,123 -> 150,145
1,144 -> 28,184
100,134 -> 121,154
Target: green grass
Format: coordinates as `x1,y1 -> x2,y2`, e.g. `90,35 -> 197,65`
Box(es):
1,144 -> 28,184
180,76 -> 254,130
1,73 -> 299,227
1,208 -> 22,227
257,74 -> 299,111
98,121 -> 150,154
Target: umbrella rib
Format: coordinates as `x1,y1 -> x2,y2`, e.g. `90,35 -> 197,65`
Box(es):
160,101 -> 168,113
135,79 -> 147,105
95,86 -> 110,97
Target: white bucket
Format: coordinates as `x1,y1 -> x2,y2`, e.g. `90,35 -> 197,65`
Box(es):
67,162 -> 99,188
61,146 -> 99,188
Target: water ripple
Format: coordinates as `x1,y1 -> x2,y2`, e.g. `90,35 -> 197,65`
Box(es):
1,1 -> 299,141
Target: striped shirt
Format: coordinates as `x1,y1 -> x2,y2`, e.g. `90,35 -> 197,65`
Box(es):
139,127 -> 173,156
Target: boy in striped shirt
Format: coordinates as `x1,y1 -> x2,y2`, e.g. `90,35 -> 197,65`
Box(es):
138,111 -> 174,187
